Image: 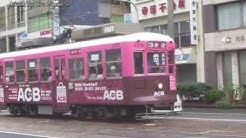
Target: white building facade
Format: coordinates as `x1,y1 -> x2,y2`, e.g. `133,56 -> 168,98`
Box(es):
0,0 -> 28,52
131,0 -> 205,84
203,0 -> 246,89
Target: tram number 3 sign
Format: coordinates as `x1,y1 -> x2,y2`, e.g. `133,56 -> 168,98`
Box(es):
56,82 -> 67,103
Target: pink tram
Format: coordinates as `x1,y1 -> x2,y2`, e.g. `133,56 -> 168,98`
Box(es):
0,32 -> 182,119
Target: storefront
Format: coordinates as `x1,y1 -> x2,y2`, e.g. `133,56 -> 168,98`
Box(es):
134,0 -> 204,84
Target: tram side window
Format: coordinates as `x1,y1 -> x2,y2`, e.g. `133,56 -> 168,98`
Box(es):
0,65 -> 3,82
16,60 -> 25,82
106,49 -> 122,78
168,51 -> 175,73
40,57 -> 51,81
69,58 -> 84,80
28,59 -> 38,82
5,61 -> 14,83
134,52 -> 144,74
147,52 -> 165,73
88,51 -> 103,79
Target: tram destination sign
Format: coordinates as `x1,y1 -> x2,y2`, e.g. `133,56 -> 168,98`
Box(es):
147,42 -> 166,49
70,49 -> 82,55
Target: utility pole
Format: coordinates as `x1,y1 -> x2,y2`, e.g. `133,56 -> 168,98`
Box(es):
167,0 -> 174,39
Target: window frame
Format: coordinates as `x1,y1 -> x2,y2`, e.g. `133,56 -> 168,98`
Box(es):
4,61 -> 14,83
147,52 -> 166,74
105,48 -> 122,79
88,51 -> 104,80
69,57 -> 85,80
134,51 -> 144,75
40,57 -> 52,82
216,1 -> 246,31
16,60 -> 26,83
27,58 -> 38,82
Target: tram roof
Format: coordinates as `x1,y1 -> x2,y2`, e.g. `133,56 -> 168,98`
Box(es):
0,32 -> 174,59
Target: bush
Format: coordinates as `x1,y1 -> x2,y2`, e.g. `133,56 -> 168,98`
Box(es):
177,83 -> 212,101
241,88 -> 246,104
216,99 -> 232,109
204,89 -> 225,103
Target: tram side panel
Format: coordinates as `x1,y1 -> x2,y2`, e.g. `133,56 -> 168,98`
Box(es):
123,75 -> 176,109
4,82 -> 54,105
68,79 -> 126,105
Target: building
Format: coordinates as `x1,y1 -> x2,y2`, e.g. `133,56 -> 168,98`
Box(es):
203,0 -> 246,89
0,0 -> 27,53
0,0 -> 132,51
132,0 -> 205,84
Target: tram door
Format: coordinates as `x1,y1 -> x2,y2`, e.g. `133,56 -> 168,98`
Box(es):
53,56 -> 69,113
0,62 -> 4,104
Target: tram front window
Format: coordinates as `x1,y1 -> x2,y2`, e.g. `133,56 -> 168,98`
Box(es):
147,52 -> 165,73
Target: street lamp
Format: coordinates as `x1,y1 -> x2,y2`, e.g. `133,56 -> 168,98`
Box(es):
116,0 -> 139,23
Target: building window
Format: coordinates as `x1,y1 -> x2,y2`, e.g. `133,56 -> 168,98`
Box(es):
223,52 -> 232,87
239,50 -> 246,87
0,7 -> 6,31
174,21 -> 191,48
28,14 -> 52,32
145,21 -> 191,47
217,2 -> 245,30
111,15 -> 124,23
17,6 -> 24,23
7,6 -> 15,29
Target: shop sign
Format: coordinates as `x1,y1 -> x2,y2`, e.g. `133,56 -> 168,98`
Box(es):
175,54 -> 189,61
190,0 -> 198,45
40,29 -> 53,36
124,14 -> 132,23
141,0 -> 186,16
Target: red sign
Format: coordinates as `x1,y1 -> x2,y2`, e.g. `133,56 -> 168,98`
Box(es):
142,0 -> 186,15
40,29 -> 53,36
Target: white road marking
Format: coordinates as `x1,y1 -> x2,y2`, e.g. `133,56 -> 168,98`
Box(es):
183,111 -> 246,116
167,116 -> 246,123
0,130 -> 58,138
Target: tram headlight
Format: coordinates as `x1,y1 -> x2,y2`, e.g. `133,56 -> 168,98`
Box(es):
158,83 -> 163,89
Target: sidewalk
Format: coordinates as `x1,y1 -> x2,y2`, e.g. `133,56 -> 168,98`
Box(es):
183,101 -> 246,109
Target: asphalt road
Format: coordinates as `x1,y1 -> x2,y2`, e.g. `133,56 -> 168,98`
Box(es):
0,108 -> 246,138
0,131 -> 51,138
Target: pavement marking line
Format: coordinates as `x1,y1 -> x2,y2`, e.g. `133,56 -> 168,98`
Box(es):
0,130 -> 59,138
182,112 -> 246,116
167,117 -> 246,123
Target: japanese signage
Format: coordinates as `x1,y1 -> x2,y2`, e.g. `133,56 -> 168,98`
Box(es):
139,0 -> 187,20
70,49 -> 82,55
53,0 -> 60,36
190,0 -> 198,45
